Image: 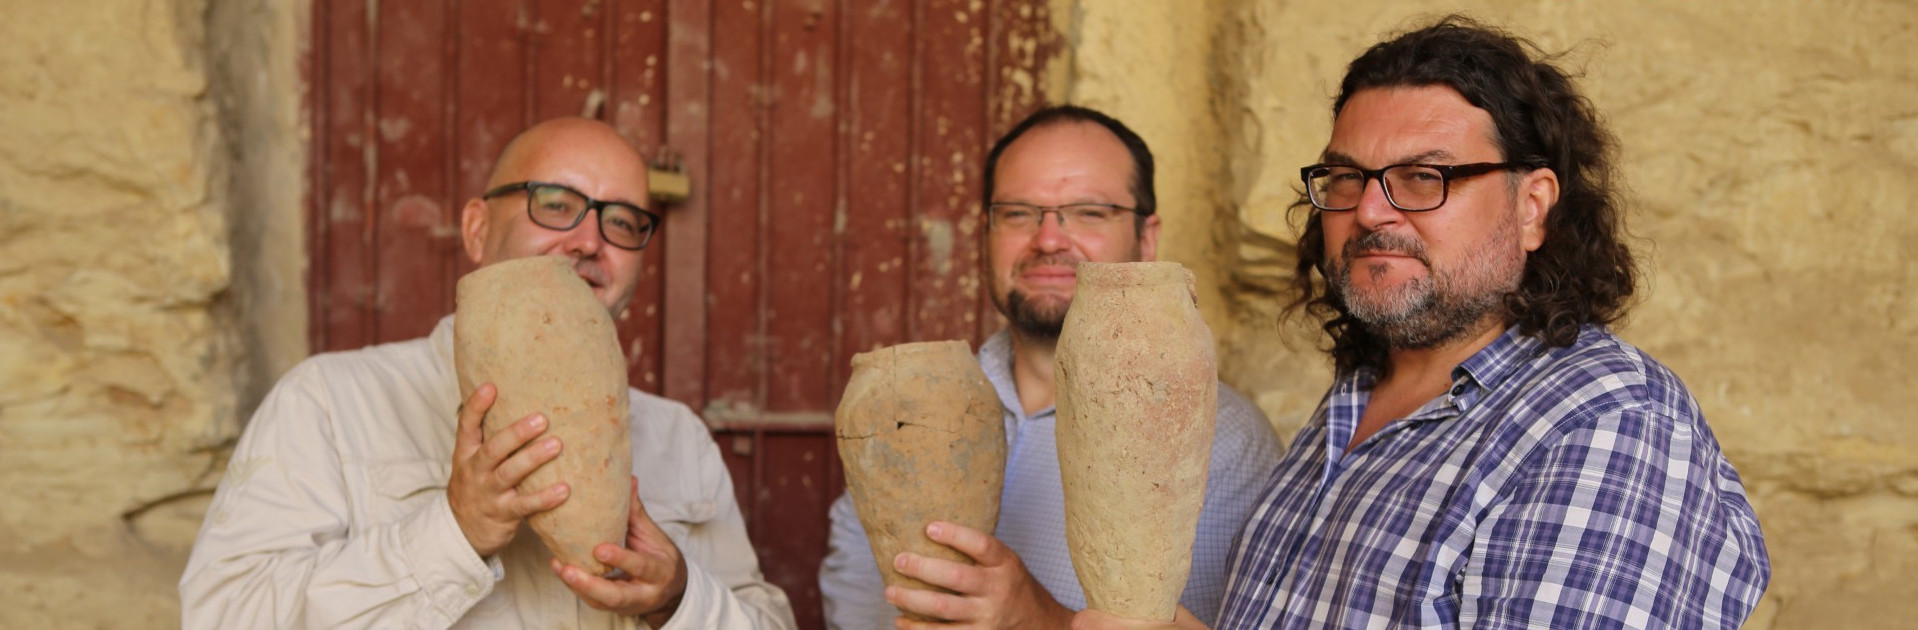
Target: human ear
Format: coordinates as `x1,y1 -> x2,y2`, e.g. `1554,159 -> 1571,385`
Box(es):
1518,169 -> 1559,252
1137,213 -> 1163,262
459,197 -> 492,265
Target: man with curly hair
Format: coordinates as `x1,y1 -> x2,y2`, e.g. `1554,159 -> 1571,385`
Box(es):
1077,16 -> 1769,630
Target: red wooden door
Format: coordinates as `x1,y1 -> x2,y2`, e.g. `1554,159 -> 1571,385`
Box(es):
307,2 -> 1052,626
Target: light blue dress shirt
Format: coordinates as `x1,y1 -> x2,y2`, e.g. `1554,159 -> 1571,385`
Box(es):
820,329 -> 1282,628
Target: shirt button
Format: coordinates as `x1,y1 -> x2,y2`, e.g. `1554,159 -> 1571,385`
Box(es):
464,584 -> 480,597
1451,385 -> 1466,396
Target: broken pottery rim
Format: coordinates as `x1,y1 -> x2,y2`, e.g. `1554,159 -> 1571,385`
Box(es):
848,339 -> 974,370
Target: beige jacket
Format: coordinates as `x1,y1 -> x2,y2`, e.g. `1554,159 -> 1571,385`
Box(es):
180,317 -> 796,629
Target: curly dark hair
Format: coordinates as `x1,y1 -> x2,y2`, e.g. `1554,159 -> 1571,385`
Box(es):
1288,15 -> 1639,376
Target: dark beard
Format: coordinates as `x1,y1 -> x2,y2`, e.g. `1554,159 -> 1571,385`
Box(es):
1005,289 -> 1067,338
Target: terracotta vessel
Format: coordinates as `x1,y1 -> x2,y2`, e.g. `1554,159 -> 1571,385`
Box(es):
454,255 -> 632,576
835,340 -> 1006,620
1054,261 -> 1217,621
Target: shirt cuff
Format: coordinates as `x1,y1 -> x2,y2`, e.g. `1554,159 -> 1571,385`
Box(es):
399,496 -> 499,619
653,559 -> 729,630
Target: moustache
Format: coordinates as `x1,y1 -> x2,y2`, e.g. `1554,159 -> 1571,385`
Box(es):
1013,254 -> 1082,275
1340,230 -> 1430,267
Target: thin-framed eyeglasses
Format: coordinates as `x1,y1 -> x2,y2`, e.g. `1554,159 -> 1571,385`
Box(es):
1300,161 -> 1543,212
482,181 -> 661,250
986,202 -> 1140,234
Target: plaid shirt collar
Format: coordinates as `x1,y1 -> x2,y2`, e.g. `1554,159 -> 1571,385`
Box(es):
1324,324 -> 1544,467
1220,322 -> 1770,629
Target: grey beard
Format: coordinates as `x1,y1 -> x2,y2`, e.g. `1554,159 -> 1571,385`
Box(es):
1331,223 -> 1521,351
1004,289 -> 1067,339
1337,264 -> 1508,350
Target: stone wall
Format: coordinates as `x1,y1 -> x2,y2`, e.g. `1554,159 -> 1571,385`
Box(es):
1058,0 -> 1918,627
0,0 -> 235,625
0,0 -> 304,626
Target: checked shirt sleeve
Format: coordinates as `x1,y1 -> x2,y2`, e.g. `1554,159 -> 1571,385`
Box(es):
1462,407 -> 1769,630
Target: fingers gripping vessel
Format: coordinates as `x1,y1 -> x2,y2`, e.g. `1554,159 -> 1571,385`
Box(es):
455,255 -> 633,576
835,341 -> 1007,620
1055,262 -> 1218,621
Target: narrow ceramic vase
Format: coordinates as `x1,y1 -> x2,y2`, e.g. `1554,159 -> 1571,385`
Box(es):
1055,261 -> 1218,621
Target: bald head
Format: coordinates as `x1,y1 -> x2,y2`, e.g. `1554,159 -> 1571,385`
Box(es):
460,117 -> 653,314
486,117 -> 649,189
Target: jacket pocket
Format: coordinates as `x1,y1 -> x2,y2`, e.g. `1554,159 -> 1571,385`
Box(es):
369,459 -> 449,498
364,459 -> 451,524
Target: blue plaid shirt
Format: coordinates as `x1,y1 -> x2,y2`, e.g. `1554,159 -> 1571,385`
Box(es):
1217,325 -> 1769,629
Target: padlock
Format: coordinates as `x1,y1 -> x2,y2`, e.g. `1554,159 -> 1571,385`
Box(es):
649,146 -> 691,204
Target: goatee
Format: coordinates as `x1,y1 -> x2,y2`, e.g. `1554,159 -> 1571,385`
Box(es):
1005,289 -> 1067,338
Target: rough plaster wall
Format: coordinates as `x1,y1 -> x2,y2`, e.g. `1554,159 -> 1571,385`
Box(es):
1054,1 -> 1917,628
0,0 -> 238,626
211,0 -> 309,416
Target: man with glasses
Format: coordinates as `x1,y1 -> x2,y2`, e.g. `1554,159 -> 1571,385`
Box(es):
181,118 -> 798,629
1077,17 -> 1769,630
819,105 -> 1282,629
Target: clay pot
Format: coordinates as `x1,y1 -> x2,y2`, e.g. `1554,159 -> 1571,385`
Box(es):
1054,261 -> 1218,622
835,340 -> 1006,620
454,255 -> 632,576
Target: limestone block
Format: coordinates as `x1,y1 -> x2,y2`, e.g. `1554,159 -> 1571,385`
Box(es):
0,1 -> 239,616
0,329 -> 77,406
455,255 -> 633,576
835,340 -> 1006,621
1055,262 -> 1217,621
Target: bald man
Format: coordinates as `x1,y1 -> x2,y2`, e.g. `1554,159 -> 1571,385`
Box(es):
181,118 -> 798,630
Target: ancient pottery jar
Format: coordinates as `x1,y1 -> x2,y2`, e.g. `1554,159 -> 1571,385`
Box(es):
836,340 -> 1007,620
1054,261 -> 1218,621
455,255 -> 632,576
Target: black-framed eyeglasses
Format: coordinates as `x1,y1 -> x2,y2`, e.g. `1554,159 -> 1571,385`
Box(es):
1300,161 -> 1543,212
482,181 -> 660,250
986,202 -> 1140,234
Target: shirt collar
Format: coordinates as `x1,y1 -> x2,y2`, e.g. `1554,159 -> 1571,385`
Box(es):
977,328 -> 1051,421
1326,323 -> 1544,434
1450,324 -> 1546,397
